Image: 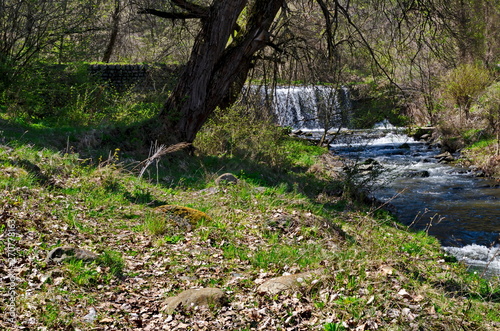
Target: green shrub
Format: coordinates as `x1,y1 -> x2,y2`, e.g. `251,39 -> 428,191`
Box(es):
0,62 -> 161,126
441,63 -> 490,120
350,82 -> 407,128
475,81 -> 500,150
195,105 -> 291,168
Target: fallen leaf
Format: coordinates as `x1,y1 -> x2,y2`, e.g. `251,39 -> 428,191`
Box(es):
397,289 -> 412,299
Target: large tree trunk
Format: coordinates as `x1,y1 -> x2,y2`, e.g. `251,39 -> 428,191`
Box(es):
141,0 -> 285,145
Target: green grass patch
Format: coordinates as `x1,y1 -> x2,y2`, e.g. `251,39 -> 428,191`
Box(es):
223,242 -> 330,270
468,138 -> 497,150
143,214 -> 170,236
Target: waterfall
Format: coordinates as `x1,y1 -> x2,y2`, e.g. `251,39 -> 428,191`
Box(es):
265,86 -> 352,130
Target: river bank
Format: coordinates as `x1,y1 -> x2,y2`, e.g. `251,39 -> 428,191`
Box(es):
1,123 -> 500,329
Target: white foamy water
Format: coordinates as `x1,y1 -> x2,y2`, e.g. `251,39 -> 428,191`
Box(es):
443,245 -> 500,276
329,132 -> 409,149
271,85 -> 352,130
328,123 -> 500,276
373,119 -> 398,130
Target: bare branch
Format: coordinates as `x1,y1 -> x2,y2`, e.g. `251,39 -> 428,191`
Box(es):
171,0 -> 208,17
139,0 -> 209,20
334,0 -> 403,91
138,8 -> 207,20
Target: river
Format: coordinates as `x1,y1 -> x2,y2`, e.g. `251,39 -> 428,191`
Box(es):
328,122 -> 500,277
269,86 -> 500,277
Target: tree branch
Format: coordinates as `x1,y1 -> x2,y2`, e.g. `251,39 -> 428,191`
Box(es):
334,0 -> 403,91
138,8 -> 207,20
315,0 -> 336,61
171,0 -> 208,17
139,0 -> 209,20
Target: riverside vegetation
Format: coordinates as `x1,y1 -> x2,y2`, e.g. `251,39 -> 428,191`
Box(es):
1,102 -> 500,330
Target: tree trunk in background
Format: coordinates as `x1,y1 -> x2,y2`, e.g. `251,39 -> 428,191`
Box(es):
142,0 -> 285,145
102,0 -> 121,63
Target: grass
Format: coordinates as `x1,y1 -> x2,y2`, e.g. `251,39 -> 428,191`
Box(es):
461,137 -> 500,178
143,213 -> 170,236
98,250 -> 125,278
1,114 -> 500,329
469,138 -> 497,149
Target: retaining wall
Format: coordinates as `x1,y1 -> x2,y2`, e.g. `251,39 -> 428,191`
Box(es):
88,64 -> 180,91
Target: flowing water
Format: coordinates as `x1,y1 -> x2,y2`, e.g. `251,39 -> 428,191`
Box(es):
271,85 -> 352,130
272,87 -> 500,277
329,125 -> 500,277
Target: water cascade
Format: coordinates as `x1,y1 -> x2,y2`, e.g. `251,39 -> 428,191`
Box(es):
271,85 -> 352,130
331,129 -> 500,276
334,129 -> 500,277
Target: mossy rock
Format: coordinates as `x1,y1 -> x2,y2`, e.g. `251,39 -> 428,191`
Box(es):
164,288 -> 227,314
155,205 -> 212,231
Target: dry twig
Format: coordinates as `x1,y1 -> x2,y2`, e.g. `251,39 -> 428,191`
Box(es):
138,141 -> 191,178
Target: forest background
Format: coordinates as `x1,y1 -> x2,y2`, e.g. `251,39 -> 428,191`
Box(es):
0,0 -> 500,154
1,0 -> 499,168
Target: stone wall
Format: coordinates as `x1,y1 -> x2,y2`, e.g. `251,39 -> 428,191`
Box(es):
88,64 -> 180,91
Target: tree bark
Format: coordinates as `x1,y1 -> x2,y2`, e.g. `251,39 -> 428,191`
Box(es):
103,0 -> 121,63
141,0 -> 285,145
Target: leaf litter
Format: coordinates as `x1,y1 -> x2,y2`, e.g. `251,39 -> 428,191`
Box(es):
1,146 -> 500,330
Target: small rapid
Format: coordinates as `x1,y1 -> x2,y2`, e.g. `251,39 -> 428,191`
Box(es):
329,124 -> 500,277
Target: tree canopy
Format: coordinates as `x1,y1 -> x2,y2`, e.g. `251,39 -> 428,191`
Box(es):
1,0 -> 499,144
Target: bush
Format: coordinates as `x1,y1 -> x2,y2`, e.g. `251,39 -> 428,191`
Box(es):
441,63 -> 490,120
475,82 -> 500,133
350,81 -> 407,128
474,81 -> 500,154
0,63 -> 161,126
195,104 -> 291,168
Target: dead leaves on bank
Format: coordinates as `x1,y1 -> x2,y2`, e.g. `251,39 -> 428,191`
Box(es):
1,150 -> 500,330
0,188 -> 489,330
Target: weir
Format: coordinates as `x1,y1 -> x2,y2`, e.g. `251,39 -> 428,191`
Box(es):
269,85 -> 352,130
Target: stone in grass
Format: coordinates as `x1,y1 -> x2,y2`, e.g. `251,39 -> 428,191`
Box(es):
434,151 -> 454,163
215,173 -> 238,186
155,205 -> 212,231
257,270 -> 325,296
164,288 -> 227,314
82,307 -> 97,323
2,166 -> 28,178
46,246 -> 98,264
